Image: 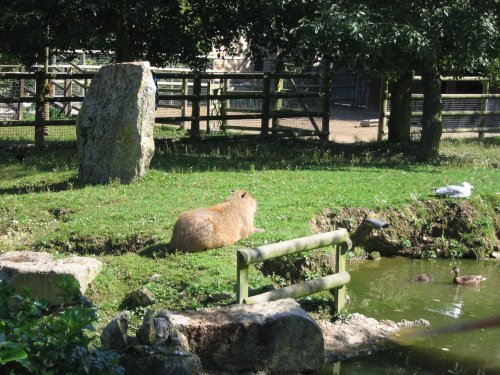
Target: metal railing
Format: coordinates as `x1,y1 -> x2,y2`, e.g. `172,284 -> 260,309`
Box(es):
236,229 -> 352,314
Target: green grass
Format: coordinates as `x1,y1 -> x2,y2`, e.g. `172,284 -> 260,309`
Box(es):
0,137 -> 499,326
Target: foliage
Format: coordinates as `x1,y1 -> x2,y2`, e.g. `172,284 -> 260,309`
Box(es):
290,0 -> 499,159
0,282 -> 123,375
0,0 -> 242,68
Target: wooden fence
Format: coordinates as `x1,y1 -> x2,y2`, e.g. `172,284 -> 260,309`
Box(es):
237,229 -> 352,313
378,76 -> 500,140
0,70 -> 332,146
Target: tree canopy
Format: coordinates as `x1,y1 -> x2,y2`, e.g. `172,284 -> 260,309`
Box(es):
0,0 -> 243,69
291,0 -> 499,159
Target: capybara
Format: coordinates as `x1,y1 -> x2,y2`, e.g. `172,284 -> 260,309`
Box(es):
169,190 -> 262,252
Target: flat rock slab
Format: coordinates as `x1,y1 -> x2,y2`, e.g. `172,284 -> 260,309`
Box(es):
161,298 -> 325,374
0,251 -> 101,305
318,312 -> 430,361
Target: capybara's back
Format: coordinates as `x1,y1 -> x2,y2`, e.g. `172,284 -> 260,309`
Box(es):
170,190 -> 261,252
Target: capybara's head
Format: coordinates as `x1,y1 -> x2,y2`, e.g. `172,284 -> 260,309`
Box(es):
229,189 -> 255,200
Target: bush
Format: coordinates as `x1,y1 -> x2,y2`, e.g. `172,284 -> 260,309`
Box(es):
0,281 -> 124,375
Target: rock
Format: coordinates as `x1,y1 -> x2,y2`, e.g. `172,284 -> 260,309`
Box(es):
122,344 -> 203,375
160,298 -> 325,374
490,251 -> 500,259
368,251 -> 381,260
0,251 -> 101,305
317,313 -> 431,362
125,285 -> 155,306
76,61 -> 156,184
137,309 -> 173,345
101,311 -> 131,350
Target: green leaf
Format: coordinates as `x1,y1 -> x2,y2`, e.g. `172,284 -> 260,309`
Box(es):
0,347 -> 28,364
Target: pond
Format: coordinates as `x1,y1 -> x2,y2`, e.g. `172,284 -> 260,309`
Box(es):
331,257 -> 500,374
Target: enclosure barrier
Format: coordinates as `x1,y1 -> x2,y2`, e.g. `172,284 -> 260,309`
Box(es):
0,69 -> 332,146
378,76 -> 500,140
237,229 -> 352,313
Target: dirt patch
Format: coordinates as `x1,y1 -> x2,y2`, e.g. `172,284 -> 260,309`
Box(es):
312,200 -> 499,260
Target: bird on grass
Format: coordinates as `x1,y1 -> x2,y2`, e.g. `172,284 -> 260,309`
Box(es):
451,266 -> 486,285
432,182 -> 473,198
412,274 -> 434,282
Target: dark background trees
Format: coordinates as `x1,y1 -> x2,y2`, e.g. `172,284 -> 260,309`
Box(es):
290,0 -> 499,160
0,0 -> 497,160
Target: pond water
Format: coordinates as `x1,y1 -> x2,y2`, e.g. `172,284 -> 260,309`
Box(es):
331,257 -> 500,374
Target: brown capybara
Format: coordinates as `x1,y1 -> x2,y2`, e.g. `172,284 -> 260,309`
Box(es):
169,190 -> 262,252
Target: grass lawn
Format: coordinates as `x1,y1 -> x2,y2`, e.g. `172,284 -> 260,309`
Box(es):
0,136 -> 499,327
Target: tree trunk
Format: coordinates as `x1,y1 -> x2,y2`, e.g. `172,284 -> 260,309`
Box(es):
418,54 -> 442,161
388,71 -> 413,142
115,16 -> 132,62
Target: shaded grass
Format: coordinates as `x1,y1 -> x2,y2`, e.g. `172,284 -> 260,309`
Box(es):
0,137 -> 498,325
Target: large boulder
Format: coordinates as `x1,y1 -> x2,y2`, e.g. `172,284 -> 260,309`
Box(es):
0,251 -> 101,305
77,61 -> 156,184
161,298 -> 325,374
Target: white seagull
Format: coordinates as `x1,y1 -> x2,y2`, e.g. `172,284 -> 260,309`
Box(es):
433,182 -> 473,198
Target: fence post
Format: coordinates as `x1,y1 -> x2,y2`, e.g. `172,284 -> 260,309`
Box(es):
206,81 -> 211,134
272,77 -> 283,134
35,72 -> 46,148
64,67 -> 72,116
377,78 -> 388,141
191,74 -> 201,138
237,251 -> 249,304
479,80 -> 489,140
18,66 -> 25,120
332,240 -> 350,314
321,73 -> 331,140
181,78 -> 188,130
220,77 -> 229,132
261,74 -> 270,135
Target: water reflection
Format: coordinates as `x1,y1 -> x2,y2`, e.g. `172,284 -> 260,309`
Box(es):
331,257 -> 500,374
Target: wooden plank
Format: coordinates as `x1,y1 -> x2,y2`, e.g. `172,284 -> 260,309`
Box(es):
244,272 -> 350,304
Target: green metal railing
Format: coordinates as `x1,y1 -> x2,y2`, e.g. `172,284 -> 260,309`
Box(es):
237,229 -> 352,313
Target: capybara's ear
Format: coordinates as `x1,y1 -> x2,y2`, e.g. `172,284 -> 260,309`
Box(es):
231,189 -> 236,193
241,191 -> 247,198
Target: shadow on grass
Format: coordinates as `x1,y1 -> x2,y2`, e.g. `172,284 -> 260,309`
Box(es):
151,138 -> 426,173
1,137 -> 498,196
138,242 -> 173,258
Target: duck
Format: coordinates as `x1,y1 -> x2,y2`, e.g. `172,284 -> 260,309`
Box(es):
451,266 -> 487,285
412,274 -> 434,282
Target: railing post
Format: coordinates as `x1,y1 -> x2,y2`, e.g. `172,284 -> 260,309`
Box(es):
479,80 -> 489,140
191,74 -> 201,138
261,74 -> 270,135
333,240 -> 350,314
377,77 -> 388,141
321,73 -> 331,140
18,66 -> 25,120
237,251 -> 249,304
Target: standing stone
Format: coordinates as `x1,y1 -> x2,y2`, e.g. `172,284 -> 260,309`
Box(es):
77,61 -> 156,184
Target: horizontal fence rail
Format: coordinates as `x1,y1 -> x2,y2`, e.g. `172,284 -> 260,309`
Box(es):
237,229 -> 352,313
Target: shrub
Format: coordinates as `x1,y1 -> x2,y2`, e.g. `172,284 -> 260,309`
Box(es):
0,281 -> 124,375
